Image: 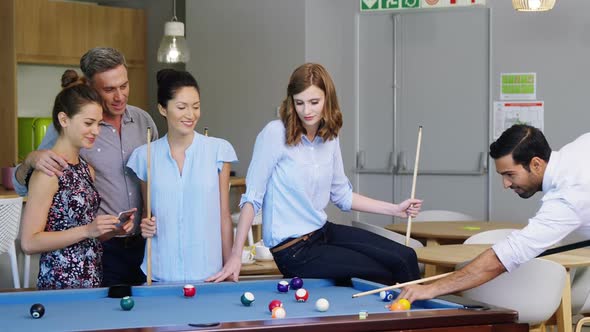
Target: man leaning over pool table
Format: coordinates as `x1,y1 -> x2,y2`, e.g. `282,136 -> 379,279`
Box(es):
398,125 -> 590,303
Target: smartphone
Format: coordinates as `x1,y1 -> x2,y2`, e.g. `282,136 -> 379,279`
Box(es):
116,209 -> 136,227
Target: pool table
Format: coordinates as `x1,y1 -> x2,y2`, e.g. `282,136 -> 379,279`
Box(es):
0,278 -> 527,332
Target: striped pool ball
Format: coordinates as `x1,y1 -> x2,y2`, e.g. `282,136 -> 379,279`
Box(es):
277,280 -> 290,293
294,288 -> 309,302
271,306 -> 287,319
379,290 -> 394,302
240,292 -> 255,306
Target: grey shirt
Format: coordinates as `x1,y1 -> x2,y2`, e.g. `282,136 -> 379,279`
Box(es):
14,105 -> 159,234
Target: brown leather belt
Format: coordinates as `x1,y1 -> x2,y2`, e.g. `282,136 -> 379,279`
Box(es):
271,231 -> 316,254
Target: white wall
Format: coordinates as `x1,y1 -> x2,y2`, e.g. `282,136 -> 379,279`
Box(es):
304,0 -> 358,222
186,0 -> 305,177
17,65 -> 73,118
184,0 -> 590,225
488,1 -> 590,222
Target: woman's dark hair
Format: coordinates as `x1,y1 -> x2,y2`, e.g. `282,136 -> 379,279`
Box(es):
52,70 -> 103,134
156,69 -> 200,108
489,124 -> 551,171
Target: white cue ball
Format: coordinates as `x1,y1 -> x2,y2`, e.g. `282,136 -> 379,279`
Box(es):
315,298 -> 330,312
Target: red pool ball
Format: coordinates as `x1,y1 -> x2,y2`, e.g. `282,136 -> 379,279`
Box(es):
268,299 -> 283,313
294,288 -> 309,302
183,284 -> 196,297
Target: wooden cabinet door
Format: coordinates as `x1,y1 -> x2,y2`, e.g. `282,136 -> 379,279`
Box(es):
86,5 -> 146,66
127,66 -> 147,112
15,0 -> 89,65
16,0 -> 145,67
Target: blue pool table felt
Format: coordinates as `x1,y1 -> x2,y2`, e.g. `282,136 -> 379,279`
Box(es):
0,278 -> 463,331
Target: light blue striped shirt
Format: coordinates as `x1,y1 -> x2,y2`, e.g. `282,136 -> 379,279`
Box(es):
127,133 -> 237,282
240,120 -> 353,248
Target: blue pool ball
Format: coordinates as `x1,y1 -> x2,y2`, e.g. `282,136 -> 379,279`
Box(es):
120,296 -> 135,311
290,277 -> 304,290
240,292 -> 255,306
30,303 -> 45,319
379,290 -> 394,302
277,280 -> 290,293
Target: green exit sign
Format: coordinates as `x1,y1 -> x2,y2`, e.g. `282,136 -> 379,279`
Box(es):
360,0 -> 420,11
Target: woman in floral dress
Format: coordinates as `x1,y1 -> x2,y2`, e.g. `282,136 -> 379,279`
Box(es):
20,70 -> 134,289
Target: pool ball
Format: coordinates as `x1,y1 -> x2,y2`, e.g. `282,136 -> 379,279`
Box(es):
277,280 -> 290,293
289,277 -> 304,290
315,298 -> 329,312
379,290 -> 394,302
268,299 -> 283,313
398,298 -> 411,310
183,284 -> 196,297
240,292 -> 255,306
379,291 -> 394,302
389,301 -> 405,311
30,303 -> 45,319
271,306 -> 287,319
120,296 -> 135,311
294,288 -> 309,302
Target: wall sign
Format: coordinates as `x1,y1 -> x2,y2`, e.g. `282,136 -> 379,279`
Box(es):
360,0 -> 486,12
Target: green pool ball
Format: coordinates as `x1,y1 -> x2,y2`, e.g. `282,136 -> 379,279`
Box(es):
120,296 -> 135,311
240,292 -> 255,306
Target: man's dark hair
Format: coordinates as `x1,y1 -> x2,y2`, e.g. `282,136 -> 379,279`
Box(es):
80,47 -> 127,82
489,124 -> 551,171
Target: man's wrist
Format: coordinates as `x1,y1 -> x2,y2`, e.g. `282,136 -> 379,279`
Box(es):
14,163 -> 33,186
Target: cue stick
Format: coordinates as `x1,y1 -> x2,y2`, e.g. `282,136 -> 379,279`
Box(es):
351,240 -> 590,299
204,127 -> 209,136
352,272 -> 453,298
538,239 -> 590,257
146,127 -> 153,286
405,126 -> 423,246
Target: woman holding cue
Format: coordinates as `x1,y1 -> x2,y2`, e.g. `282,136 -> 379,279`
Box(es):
209,63 -> 422,284
128,69 -> 237,282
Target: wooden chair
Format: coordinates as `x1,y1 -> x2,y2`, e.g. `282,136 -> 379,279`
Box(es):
572,267 -> 590,332
0,197 -> 24,288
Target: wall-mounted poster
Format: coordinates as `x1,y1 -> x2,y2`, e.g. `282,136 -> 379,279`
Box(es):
493,101 -> 544,139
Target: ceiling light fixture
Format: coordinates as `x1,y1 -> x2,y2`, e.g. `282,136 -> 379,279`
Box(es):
157,0 -> 190,63
512,0 -> 556,12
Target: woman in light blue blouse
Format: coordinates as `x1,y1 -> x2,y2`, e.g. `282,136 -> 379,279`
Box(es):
209,63 -> 422,285
127,69 -> 237,282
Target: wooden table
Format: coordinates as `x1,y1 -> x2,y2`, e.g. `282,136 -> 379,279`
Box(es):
229,176 -> 245,187
385,221 -> 525,246
239,259 -> 281,276
415,244 -> 590,332
0,186 -> 20,199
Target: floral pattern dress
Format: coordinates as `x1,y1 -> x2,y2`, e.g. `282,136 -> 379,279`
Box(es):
37,159 -> 102,290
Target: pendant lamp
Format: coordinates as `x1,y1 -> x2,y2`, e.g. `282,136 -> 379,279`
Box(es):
512,0 -> 556,11
157,0 -> 190,63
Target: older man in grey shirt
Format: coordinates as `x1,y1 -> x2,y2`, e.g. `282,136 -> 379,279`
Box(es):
13,48 -> 158,286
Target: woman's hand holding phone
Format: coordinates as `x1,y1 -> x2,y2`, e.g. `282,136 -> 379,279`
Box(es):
115,208 -> 137,236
